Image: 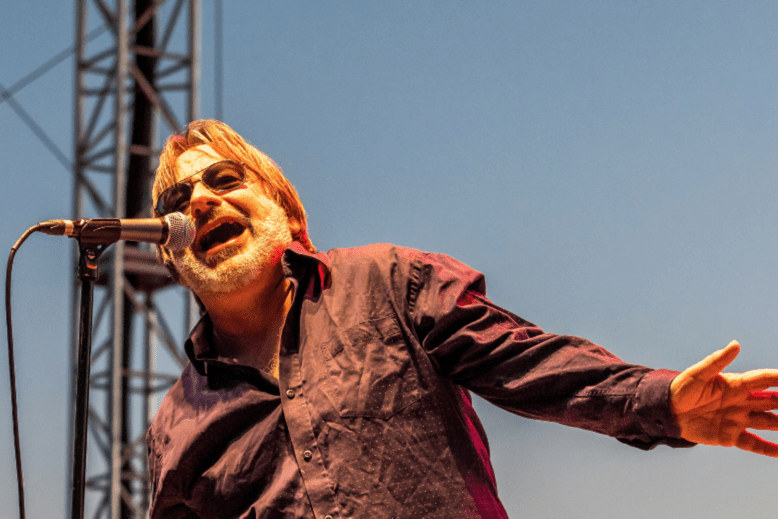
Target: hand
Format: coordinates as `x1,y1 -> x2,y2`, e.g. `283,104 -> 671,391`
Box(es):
670,341 -> 778,457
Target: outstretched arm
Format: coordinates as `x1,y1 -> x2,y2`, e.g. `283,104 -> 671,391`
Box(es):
670,341 -> 778,457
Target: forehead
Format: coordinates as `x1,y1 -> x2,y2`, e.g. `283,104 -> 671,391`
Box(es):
174,144 -> 224,182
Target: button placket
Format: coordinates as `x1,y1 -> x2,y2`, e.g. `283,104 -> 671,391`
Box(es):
280,351 -> 339,519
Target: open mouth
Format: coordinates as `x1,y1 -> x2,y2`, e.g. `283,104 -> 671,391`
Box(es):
198,221 -> 246,253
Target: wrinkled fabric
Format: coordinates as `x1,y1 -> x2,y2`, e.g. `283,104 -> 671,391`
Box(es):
147,243 -> 692,519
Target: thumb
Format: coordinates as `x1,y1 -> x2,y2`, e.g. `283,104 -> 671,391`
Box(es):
683,340 -> 741,381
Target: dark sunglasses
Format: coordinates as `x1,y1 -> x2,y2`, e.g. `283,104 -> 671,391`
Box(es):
156,160 -> 248,216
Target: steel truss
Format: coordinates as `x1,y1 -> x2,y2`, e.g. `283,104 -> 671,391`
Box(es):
72,0 -> 198,517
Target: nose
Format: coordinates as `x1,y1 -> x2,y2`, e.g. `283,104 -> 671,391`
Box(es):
188,180 -> 221,218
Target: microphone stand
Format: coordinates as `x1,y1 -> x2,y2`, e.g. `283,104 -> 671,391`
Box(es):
59,217 -> 189,518
70,232 -> 110,519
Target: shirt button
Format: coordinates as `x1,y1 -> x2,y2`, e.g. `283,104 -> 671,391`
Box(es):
286,389 -> 295,399
303,450 -> 313,461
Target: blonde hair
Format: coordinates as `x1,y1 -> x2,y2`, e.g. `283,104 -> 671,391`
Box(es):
153,120 -> 315,277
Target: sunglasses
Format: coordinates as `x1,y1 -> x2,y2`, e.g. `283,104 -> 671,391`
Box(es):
156,160 -> 248,216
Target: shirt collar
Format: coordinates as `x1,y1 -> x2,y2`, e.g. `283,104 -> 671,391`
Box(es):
282,241 -> 331,291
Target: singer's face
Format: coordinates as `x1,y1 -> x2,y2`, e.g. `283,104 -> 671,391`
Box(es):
168,144 -> 294,295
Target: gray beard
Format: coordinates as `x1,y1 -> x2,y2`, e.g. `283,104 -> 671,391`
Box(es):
173,203 -> 292,295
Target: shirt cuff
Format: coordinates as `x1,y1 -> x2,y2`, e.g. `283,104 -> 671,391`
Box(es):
632,369 -> 696,449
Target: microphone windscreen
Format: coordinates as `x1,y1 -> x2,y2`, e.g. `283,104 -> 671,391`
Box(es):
164,213 -> 196,251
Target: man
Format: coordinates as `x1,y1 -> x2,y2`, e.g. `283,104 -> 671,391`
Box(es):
147,119 -> 778,518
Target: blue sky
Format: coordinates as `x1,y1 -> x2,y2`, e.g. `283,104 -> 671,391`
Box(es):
2,2 -> 778,517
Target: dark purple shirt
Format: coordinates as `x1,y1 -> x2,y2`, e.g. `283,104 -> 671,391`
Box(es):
147,243 -> 691,518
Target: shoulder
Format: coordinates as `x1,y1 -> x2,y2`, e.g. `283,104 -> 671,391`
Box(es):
316,245 -> 416,293
322,243 -> 486,294
324,243 -> 475,271
324,243 -> 465,283
325,243 -> 420,262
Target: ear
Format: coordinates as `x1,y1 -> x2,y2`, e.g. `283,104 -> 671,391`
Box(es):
288,217 -> 302,237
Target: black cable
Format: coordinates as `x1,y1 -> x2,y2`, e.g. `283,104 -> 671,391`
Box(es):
6,224 -> 45,519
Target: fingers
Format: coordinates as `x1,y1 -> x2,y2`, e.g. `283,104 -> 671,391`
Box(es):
684,341 -> 741,381
727,411 -> 778,457
740,371 -> 778,391
736,430 -> 778,457
746,394 -> 778,412
748,411 -> 778,431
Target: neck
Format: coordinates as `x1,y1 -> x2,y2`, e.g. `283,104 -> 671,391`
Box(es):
198,262 -> 293,375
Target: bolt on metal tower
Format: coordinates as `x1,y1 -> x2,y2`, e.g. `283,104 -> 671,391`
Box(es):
72,0 -> 199,517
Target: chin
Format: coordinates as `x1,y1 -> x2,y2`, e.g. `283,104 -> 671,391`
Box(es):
177,234 -> 291,297
175,245 -> 265,295
202,242 -> 245,268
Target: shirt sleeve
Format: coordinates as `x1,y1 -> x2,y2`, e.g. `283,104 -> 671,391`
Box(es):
406,250 -> 694,450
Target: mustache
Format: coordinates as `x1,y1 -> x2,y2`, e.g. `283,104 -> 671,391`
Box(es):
195,207 -> 253,230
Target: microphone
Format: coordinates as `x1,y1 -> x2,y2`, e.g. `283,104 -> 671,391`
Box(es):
38,212 -> 196,251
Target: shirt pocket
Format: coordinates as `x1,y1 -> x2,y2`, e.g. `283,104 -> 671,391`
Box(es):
321,316 -> 421,419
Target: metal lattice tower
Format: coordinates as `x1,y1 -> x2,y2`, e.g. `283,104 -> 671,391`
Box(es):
72,0 -> 198,516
